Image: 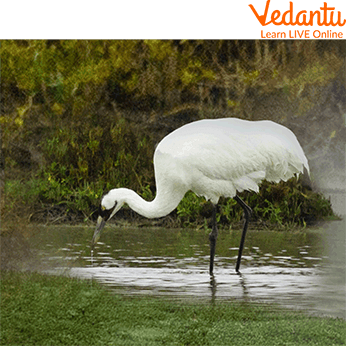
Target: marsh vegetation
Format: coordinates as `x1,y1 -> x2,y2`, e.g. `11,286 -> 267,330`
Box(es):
1,40 -> 344,227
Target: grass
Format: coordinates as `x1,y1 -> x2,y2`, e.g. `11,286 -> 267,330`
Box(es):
1,270 -> 345,346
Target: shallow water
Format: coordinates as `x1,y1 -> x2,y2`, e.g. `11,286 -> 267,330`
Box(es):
31,218 -> 346,319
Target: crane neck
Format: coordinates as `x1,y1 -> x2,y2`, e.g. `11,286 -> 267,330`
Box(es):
112,186 -> 186,219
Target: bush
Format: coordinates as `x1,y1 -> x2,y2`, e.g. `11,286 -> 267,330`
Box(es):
1,40 -> 342,226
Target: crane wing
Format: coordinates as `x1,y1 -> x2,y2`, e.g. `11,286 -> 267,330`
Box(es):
155,118 -> 309,203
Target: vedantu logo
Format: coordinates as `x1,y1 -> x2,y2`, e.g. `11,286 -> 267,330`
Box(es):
249,0 -> 345,38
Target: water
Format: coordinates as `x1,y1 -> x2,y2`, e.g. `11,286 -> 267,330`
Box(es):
30,218 -> 346,319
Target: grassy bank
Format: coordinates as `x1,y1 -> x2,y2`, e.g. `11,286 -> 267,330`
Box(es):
1,270 -> 345,346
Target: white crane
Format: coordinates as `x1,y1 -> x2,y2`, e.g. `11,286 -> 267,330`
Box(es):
91,118 -> 309,274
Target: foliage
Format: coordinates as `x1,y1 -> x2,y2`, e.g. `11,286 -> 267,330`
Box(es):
1,40 -> 343,225
1,40 -> 343,127
0,40 -> 216,115
251,179 -> 334,227
174,178 -> 334,228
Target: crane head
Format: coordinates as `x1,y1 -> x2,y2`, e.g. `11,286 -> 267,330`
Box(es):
91,201 -> 117,249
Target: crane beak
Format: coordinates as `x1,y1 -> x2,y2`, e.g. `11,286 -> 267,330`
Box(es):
91,216 -> 106,249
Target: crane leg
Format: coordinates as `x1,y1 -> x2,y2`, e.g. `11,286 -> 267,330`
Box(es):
209,205 -> 218,275
234,195 -> 252,272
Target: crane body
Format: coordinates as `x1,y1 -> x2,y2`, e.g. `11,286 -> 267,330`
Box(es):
92,118 -> 309,274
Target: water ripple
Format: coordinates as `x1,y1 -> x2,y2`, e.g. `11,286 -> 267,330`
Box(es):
34,221 -> 345,319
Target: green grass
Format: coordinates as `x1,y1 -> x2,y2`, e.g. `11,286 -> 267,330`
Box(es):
1,270 -> 345,346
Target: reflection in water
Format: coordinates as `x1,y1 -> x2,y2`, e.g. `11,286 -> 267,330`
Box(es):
34,219 -> 345,319
237,272 -> 249,302
209,275 -> 217,303
315,219 -> 346,318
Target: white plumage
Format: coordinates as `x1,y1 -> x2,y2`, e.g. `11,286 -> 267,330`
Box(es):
155,118 -> 309,206
93,117 -> 309,273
